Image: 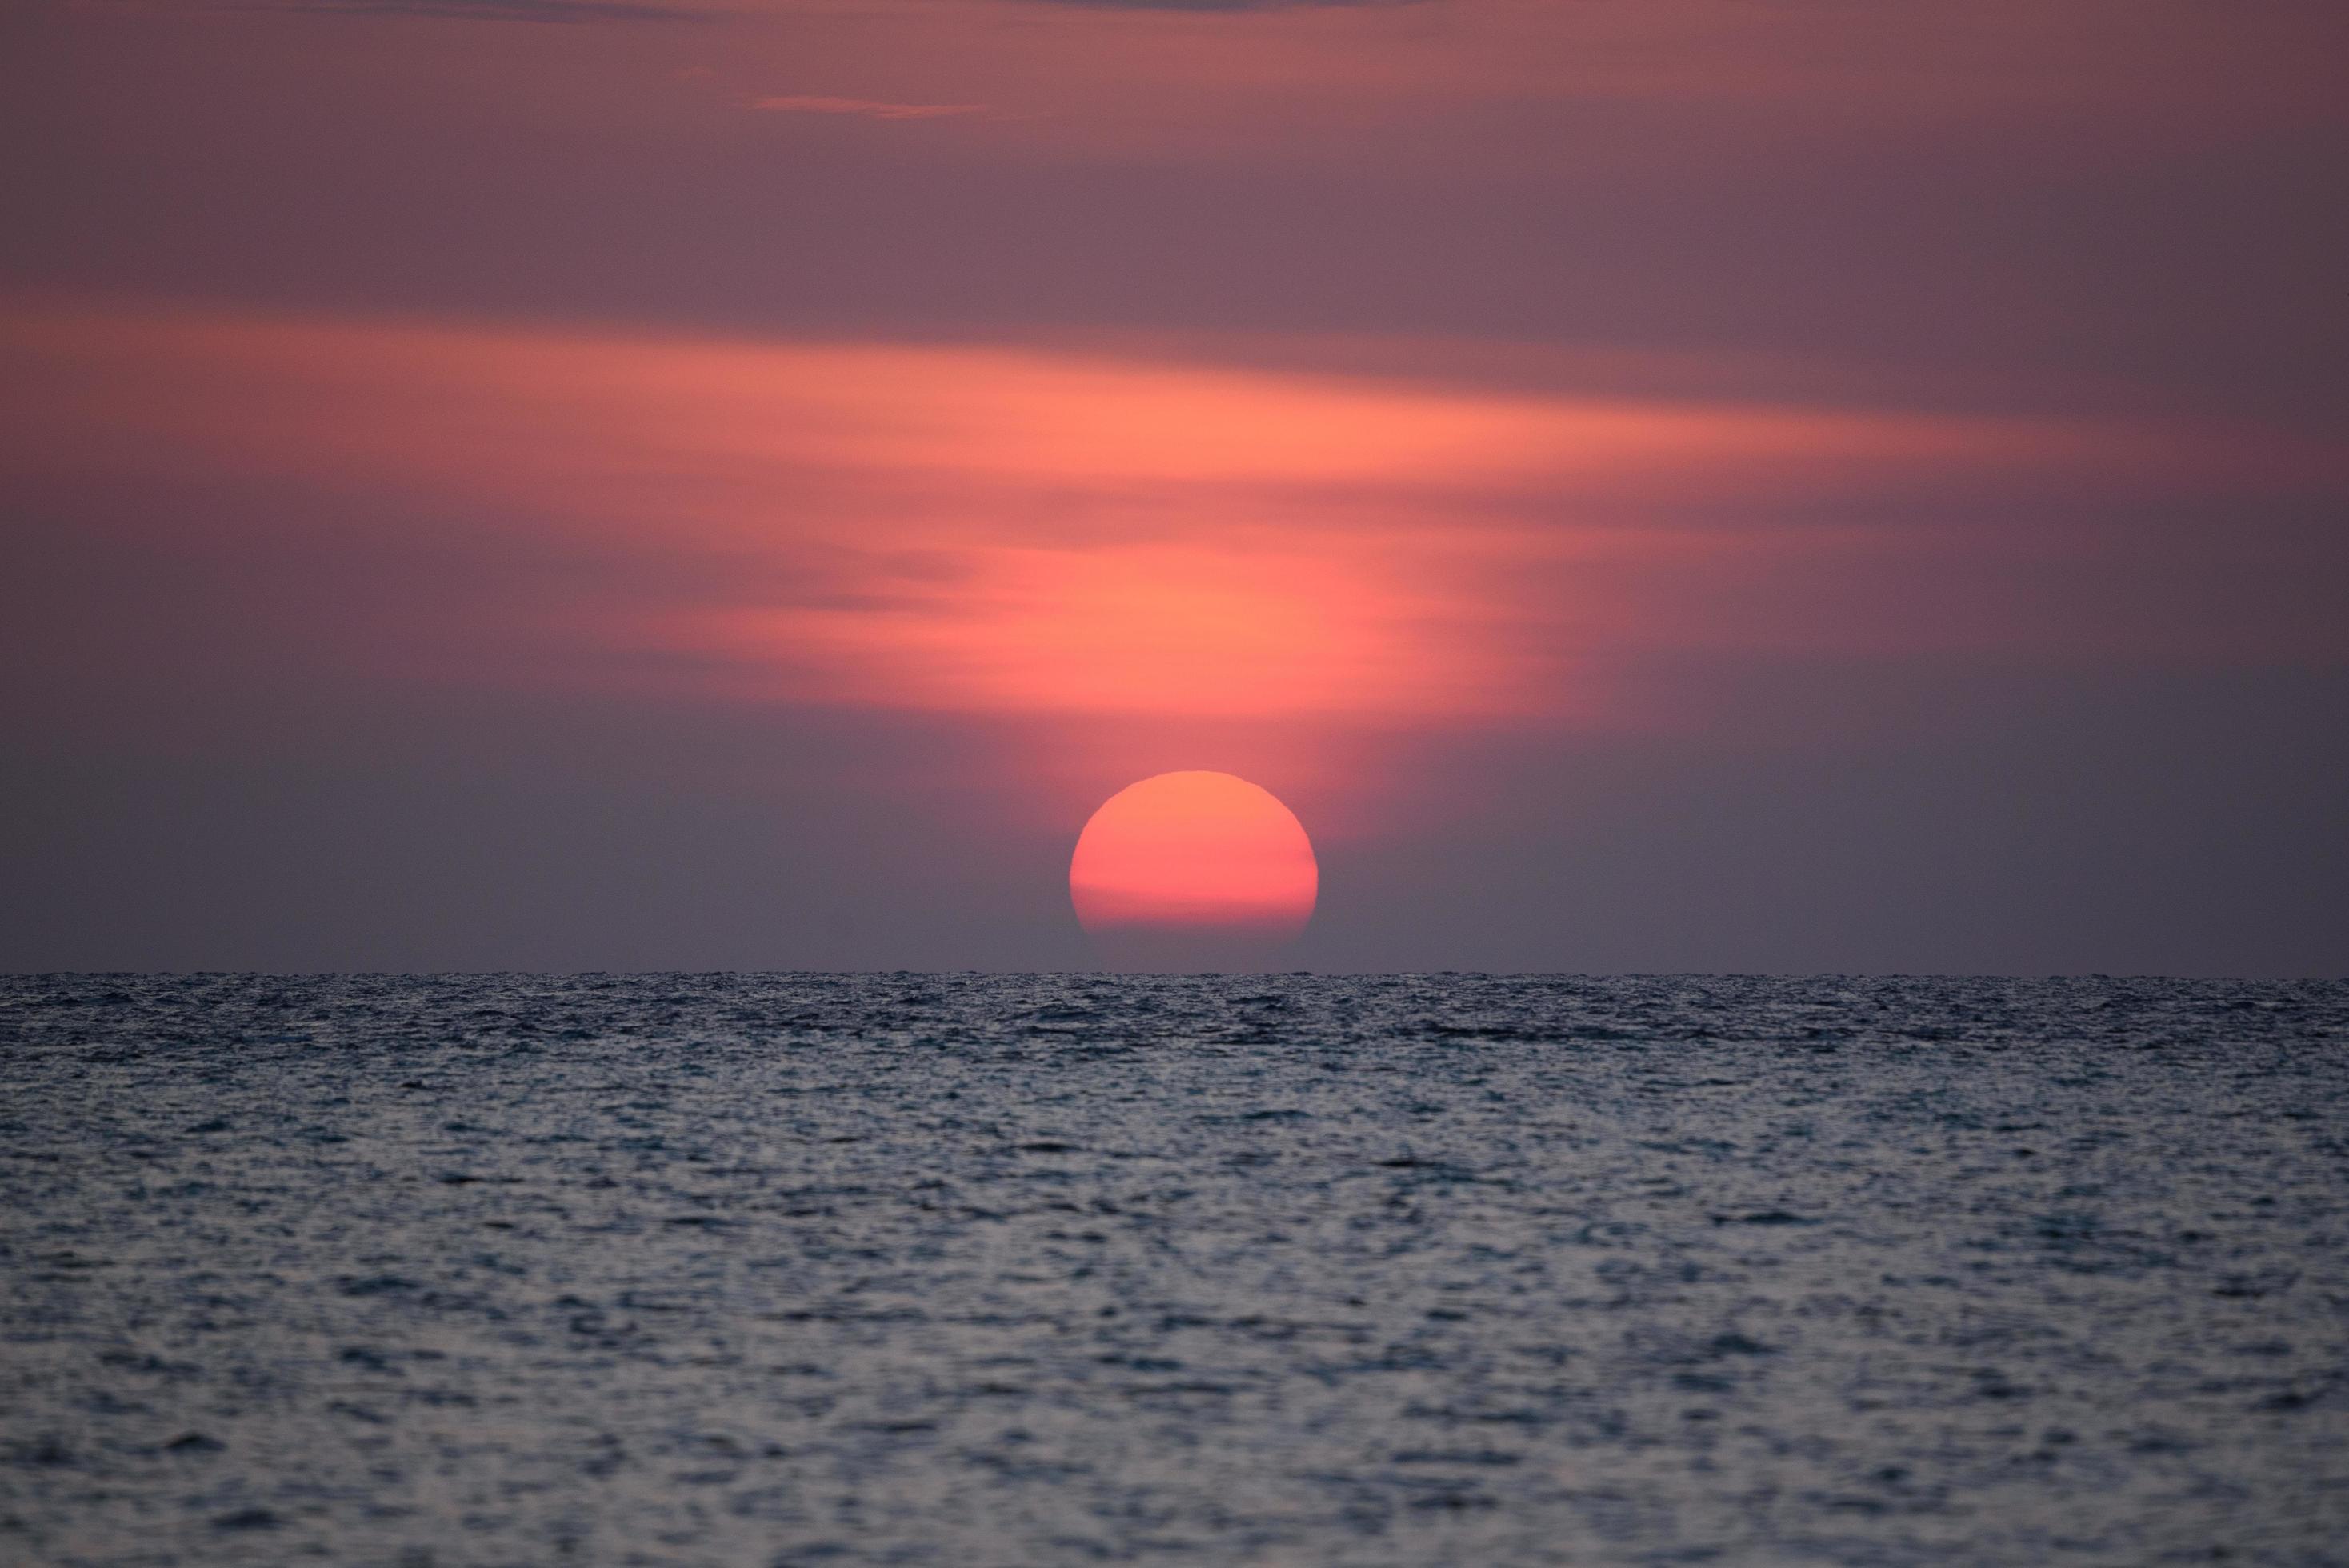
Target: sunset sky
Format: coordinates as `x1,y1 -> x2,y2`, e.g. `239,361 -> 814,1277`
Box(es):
2,0 -> 2343,974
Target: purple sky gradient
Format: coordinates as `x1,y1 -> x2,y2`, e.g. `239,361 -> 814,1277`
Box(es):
2,0 -> 2343,973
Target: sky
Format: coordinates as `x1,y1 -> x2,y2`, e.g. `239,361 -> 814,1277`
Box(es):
2,0 -> 2344,974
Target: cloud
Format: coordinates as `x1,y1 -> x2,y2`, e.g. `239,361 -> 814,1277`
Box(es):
751,95 -> 991,122
14,302 -> 2292,738
282,0 -> 698,22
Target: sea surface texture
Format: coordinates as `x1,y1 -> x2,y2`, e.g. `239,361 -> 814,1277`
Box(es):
2,974 -> 2346,1566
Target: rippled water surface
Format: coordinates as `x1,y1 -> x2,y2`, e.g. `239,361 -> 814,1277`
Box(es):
3,974 -> 2347,1566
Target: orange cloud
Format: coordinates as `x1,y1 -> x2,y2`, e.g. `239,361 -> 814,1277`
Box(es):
6,298 -> 2323,732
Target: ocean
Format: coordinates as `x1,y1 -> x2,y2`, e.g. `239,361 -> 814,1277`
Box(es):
3,974 -> 2344,1565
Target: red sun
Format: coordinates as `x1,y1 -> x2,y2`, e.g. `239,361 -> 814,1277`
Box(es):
1069,772 -> 1318,966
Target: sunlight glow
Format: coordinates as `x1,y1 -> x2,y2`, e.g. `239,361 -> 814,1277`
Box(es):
1,302 -> 2236,732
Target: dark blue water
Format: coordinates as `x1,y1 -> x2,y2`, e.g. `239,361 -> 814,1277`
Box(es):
3,974 -> 2346,1565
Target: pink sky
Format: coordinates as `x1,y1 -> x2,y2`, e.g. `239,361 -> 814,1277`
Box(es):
2,0 -> 2343,971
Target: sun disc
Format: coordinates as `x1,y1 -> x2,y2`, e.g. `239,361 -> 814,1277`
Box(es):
1069,772 -> 1318,956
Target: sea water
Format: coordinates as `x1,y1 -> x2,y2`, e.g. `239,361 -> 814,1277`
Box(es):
2,974 -> 2344,1565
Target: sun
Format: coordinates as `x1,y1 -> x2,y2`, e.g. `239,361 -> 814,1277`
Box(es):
1069,772 -> 1317,968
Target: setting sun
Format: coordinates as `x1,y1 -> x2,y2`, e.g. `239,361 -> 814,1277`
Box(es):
1069,772 -> 1318,962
